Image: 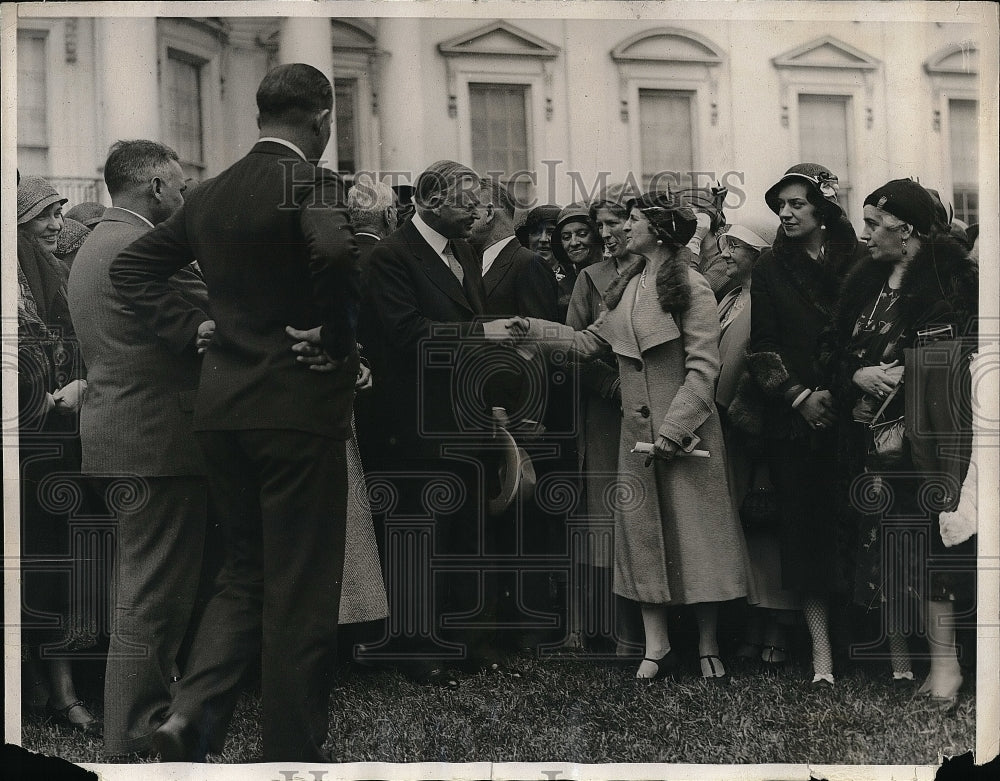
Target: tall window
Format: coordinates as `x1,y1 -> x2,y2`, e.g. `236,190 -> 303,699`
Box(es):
639,90 -> 694,191
18,31 -> 49,175
469,83 -> 529,178
949,99 -> 978,225
163,49 -> 204,179
334,78 -> 359,178
798,94 -> 852,216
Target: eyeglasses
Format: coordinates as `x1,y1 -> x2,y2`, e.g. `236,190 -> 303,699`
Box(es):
717,234 -> 757,255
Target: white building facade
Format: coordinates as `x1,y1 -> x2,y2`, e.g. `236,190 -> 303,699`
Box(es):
14,11 -> 988,236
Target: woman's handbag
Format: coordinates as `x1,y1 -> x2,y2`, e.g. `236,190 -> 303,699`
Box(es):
739,460 -> 779,531
866,381 -> 907,470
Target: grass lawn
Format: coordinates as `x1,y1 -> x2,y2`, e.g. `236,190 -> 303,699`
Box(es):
20,651 -> 975,767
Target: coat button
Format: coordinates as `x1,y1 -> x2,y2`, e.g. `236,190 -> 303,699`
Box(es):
640,406 -> 650,418
634,361 -> 643,371
681,436 -> 692,447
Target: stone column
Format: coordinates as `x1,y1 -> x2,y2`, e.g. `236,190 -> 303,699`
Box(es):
279,17 -> 336,169
95,18 -> 159,152
376,18 -> 425,184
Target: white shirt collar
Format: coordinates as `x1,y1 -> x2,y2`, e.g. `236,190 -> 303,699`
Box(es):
114,207 -> 155,229
410,211 -> 450,266
481,235 -> 516,276
257,136 -> 308,162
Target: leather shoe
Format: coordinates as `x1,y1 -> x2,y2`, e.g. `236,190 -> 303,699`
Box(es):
153,713 -> 204,762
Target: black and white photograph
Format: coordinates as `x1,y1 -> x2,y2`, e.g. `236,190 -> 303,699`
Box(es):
3,1 -> 998,779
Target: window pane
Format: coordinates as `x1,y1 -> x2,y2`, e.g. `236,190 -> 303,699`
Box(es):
799,94 -> 851,216
335,78 -> 358,176
163,51 -> 203,167
638,90 -> 694,192
469,83 -> 529,178
17,32 -> 48,173
949,99 -> 978,223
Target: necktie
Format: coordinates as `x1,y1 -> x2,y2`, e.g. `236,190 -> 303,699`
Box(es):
443,241 -> 465,286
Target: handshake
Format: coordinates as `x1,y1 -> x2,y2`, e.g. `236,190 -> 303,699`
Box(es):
482,316 -> 531,345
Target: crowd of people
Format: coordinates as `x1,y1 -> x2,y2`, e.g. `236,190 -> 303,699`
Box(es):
15,62 -> 981,763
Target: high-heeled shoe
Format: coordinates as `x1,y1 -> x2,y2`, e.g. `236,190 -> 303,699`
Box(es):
811,672 -> 835,686
918,670 -> 963,703
761,645 -> 787,669
699,654 -> 728,682
635,649 -> 678,681
48,700 -> 102,736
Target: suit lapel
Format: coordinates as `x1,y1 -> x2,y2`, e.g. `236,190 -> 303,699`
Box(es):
482,238 -> 518,297
403,222 -> 476,313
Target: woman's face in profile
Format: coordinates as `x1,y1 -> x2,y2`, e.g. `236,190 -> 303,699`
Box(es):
22,202 -> 64,253
624,208 -> 658,256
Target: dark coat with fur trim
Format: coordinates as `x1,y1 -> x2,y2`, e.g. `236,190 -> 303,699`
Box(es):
728,214 -> 865,439
824,232 -> 978,407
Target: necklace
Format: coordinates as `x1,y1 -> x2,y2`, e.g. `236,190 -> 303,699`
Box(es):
863,281 -> 900,332
640,267 -> 647,289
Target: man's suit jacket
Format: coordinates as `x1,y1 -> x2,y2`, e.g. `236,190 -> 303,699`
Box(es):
68,207 -> 209,476
110,141 -> 360,440
482,237 -> 559,320
367,218 -> 487,453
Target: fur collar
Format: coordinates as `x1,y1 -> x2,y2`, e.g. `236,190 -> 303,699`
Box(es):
768,213 -> 860,318
835,232 -> 977,340
602,247 -> 694,314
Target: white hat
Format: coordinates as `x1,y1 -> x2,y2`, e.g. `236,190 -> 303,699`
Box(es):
487,427 -> 536,517
724,225 -> 769,252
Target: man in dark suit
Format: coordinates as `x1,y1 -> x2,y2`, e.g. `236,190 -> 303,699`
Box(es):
471,176 -> 559,323
364,160 -> 511,684
67,140 -> 214,759
110,64 -> 360,763
346,173 -> 397,469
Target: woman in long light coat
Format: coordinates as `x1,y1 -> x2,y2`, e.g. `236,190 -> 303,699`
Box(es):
515,192 -> 750,680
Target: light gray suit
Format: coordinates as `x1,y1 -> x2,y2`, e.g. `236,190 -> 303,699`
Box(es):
67,207 -> 214,756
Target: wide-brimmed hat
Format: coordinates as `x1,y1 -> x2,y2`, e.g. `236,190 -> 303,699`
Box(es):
55,218 -> 91,258
66,201 -> 107,229
764,163 -> 843,217
18,175 -> 68,225
487,426 -> 537,517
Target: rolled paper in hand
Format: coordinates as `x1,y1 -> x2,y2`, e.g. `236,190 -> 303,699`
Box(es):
632,442 -> 710,458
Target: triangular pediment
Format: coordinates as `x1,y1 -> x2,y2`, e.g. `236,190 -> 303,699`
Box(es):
925,43 -> 978,76
772,36 -> 878,70
611,28 -> 724,64
438,20 -> 560,59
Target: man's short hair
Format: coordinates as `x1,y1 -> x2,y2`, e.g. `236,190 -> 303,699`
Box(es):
104,140 -> 180,197
414,160 -> 479,210
257,63 -> 333,123
347,174 -> 395,225
480,176 -> 516,221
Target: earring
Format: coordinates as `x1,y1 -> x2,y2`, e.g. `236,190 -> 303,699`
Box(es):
820,223 -> 826,230
656,239 -> 663,245
901,238 -> 907,256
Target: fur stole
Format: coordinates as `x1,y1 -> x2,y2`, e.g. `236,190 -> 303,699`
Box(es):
602,246 -> 694,314
834,232 -> 978,341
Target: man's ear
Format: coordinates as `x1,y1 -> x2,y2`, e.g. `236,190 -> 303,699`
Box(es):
150,176 -> 164,202
313,108 -> 331,135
